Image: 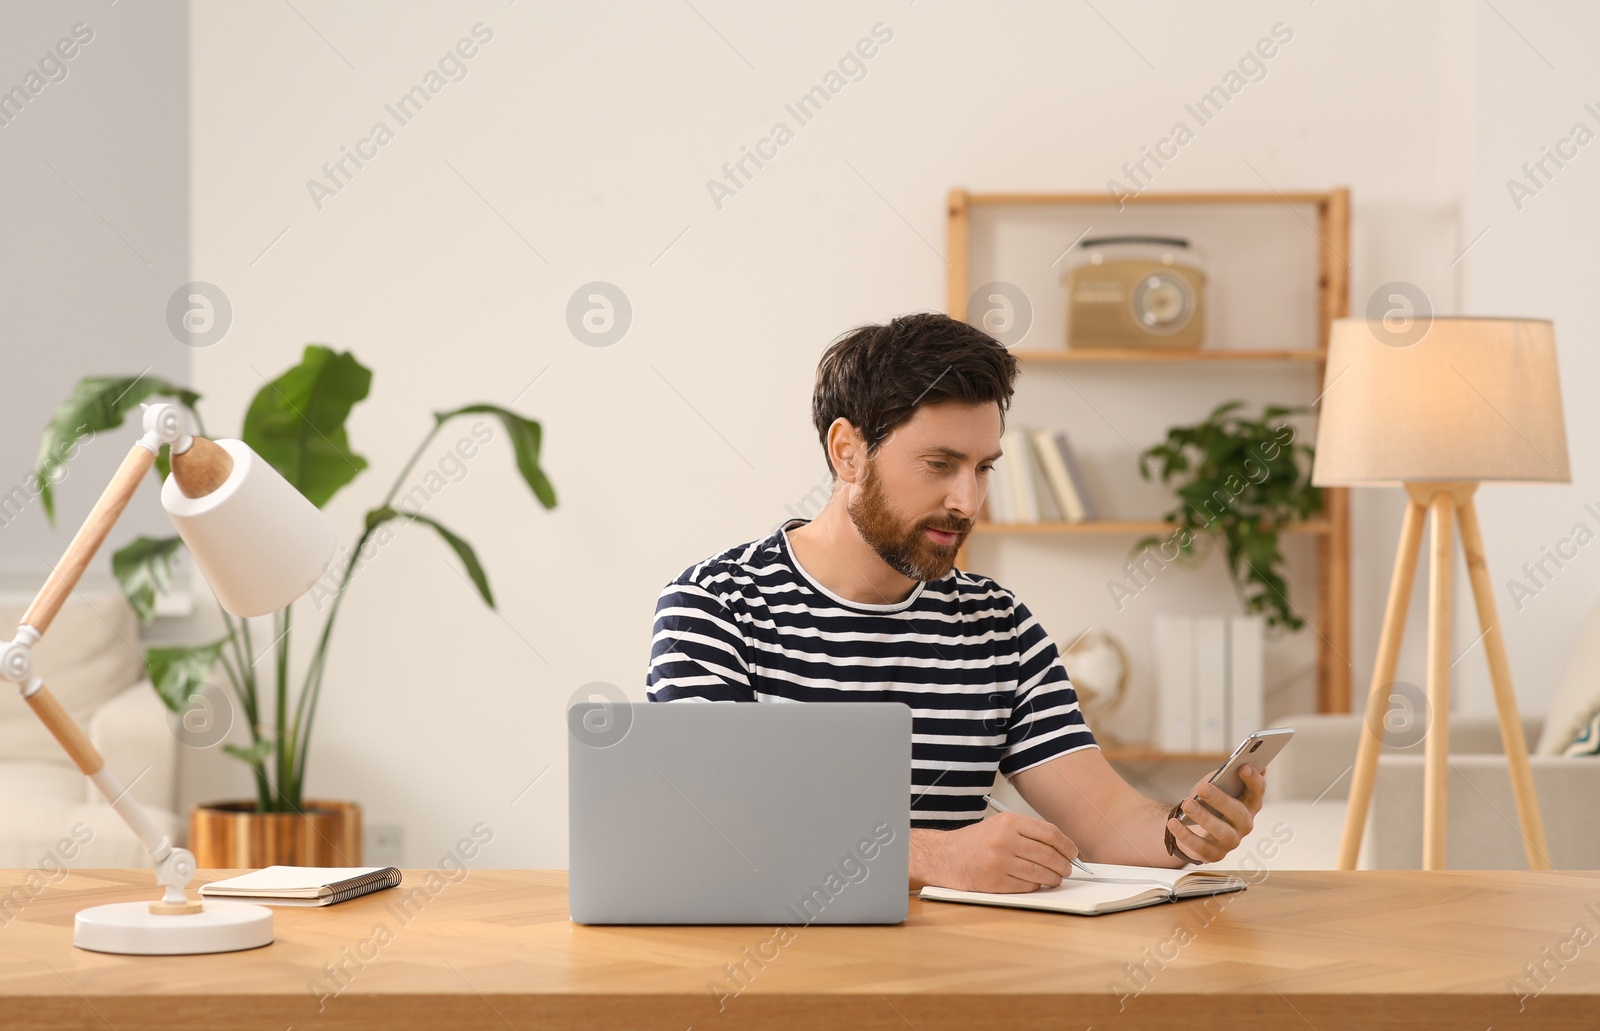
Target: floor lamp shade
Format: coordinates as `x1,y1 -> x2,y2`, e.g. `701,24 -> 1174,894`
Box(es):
1311,317 -> 1570,486
160,438 -> 337,617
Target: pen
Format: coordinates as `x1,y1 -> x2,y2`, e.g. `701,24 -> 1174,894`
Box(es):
982,793 -> 1096,877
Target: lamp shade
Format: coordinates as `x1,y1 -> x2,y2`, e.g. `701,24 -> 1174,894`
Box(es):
160,438 -> 337,617
1311,317 -> 1570,486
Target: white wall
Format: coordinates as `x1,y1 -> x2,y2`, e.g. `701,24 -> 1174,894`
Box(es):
166,0 -> 1593,867
1454,3 -> 1600,720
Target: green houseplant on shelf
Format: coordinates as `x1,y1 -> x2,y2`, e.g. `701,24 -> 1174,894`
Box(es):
33,345 -> 556,865
1130,400 -> 1322,632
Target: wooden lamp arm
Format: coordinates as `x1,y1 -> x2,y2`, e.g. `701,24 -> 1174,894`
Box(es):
0,403 -> 205,905
22,443 -> 156,635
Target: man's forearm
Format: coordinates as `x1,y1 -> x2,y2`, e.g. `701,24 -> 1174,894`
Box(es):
907,828 -> 944,891
1094,793 -> 1189,869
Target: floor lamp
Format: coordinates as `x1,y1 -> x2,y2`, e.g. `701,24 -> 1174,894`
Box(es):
1313,316 -> 1568,871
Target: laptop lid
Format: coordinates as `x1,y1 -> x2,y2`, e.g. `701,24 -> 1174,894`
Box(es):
568,701 -> 911,925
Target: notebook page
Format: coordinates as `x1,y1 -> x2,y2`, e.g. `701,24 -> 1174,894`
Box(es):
921,878 -> 1170,914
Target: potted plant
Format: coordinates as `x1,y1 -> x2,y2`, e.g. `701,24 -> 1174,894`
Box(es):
1131,400 -> 1322,631
34,345 -> 556,866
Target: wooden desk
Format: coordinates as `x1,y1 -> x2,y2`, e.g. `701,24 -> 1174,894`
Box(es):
1,867 -> 1597,1029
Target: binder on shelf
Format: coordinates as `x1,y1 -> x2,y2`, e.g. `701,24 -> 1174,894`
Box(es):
1154,614 -> 1195,752
1194,615 -> 1227,752
1228,615 -> 1265,741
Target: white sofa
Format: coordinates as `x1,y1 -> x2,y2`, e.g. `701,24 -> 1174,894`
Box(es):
0,593 -> 180,868
991,708 -> 1595,871
1241,709 -> 1600,870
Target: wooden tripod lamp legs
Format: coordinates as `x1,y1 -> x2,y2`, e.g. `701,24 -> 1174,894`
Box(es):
1421,490 -> 1455,869
1337,482 -> 1551,871
1456,499 -> 1552,869
1338,496 -> 1425,869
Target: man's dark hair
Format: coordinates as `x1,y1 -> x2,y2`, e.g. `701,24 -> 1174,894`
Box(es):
811,312 -> 1019,479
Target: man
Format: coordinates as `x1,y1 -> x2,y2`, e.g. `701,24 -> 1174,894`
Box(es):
646,312 -> 1264,893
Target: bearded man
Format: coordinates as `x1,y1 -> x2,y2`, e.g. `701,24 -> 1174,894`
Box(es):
646,312 -> 1264,892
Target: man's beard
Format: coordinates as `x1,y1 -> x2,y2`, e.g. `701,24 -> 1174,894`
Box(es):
847,461 -> 971,582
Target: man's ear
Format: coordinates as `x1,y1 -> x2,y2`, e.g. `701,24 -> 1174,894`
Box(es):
828,418 -> 866,485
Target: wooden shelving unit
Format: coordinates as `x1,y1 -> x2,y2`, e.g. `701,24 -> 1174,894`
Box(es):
948,188 -> 1353,761
1010,348 -> 1328,364
974,519 -> 1333,536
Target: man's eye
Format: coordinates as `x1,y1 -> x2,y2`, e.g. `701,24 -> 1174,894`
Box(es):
979,465 -> 994,474
927,461 -> 948,471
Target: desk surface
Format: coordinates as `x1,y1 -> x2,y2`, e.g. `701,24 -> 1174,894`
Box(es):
1,867 -> 1597,1030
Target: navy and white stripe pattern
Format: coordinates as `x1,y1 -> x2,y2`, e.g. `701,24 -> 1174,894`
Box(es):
646,517 -> 1098,828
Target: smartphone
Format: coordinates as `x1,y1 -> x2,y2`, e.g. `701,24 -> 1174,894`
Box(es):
1179,727 -> 1294,825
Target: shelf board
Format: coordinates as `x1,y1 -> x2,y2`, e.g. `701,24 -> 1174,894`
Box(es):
965,191 -> 1332,206
971,519 -> 1332,536
1011,348 -> 1328,363
1102,747 -> 1232,763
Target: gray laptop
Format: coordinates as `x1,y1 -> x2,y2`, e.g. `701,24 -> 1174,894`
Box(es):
568,701 -> 911,925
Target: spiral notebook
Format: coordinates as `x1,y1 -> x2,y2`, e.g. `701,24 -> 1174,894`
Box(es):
200,866 -> 402,907
919,862 -> 1245,916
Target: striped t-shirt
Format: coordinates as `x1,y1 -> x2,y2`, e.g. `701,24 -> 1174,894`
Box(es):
645,517 -> 1098,829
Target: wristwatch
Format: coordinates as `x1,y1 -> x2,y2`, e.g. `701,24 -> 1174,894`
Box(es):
1164,799 -> 1198,865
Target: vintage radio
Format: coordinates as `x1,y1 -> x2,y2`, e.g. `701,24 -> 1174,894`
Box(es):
1063,236 -> 1207,350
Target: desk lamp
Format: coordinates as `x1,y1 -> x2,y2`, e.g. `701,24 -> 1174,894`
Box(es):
0,403 -> 335,952
1313,317 -> 1566,870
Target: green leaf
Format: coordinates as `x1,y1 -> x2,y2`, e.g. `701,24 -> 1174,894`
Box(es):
146,639 -> 226,713
366,505 -> 495,609
112,536 -> 184,623
434,403 -> 557,509
1137,400 -> 1325,632
223,740 -> 275,765
241,345 -> 372,508
35,376 -> 200,524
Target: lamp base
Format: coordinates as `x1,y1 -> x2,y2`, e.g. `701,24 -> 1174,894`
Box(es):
74,900 -> 274,955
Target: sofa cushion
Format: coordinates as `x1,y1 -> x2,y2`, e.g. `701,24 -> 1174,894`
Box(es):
0,759 -> 89,801
0,592 -> 145,763
0,798 -> 180,870
1536,596 -> 1600,755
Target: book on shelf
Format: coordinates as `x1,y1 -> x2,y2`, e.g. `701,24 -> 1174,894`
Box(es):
919,862 -> 1246,916
984,425 -> 1098,524
1053,429 -> 1100,521
1026,432 -> 1064,522
985,452 -> 1014,522
1002,427 -> 1039,524
1030,427 -> 1085,522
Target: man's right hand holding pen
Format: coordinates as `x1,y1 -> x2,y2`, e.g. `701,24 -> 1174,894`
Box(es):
907,794 -> 1089,894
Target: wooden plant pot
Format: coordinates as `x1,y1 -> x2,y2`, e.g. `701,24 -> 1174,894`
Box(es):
189,799 -> 362,868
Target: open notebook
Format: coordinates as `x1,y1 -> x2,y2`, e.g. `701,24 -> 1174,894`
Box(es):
199,866 -> 402,907
919,862 -> 1246,916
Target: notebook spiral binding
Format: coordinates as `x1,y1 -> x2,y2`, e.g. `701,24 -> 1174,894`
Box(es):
328,868 -> 402,904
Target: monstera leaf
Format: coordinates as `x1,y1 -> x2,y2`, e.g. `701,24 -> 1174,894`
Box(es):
112,536 -> 185,624
241,345 -> 372,508
146,639 -> 226,713
35,376 -> 200,523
